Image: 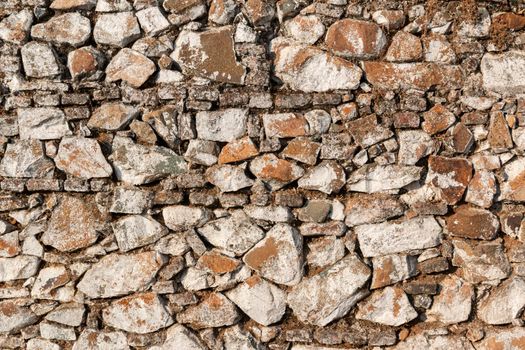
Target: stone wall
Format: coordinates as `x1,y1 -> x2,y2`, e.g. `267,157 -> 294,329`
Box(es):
1,0 -> 525,349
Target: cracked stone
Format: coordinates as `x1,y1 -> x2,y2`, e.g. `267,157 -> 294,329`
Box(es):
55,137 -> 112,179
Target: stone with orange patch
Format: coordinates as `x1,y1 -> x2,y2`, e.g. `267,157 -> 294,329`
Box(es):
284,15 -> 325,45
447,205 -> 499,240
72,329 -> 129,350
0,9 -> 33,45
371,254 -> 417,289
0,231 -> 19,258
249,153 -> 304,190
263,113 -> 309,138
500,157 -> 525,202
426,155 -> 472,205
197,251 -> 241,274
356,286 -> 417,326
106,48 -> 156,88
0,300 -> 38,333
31,13 -> 91,47
55,137 -> 112,179
67,46 -> 103,80
426,275 -> 474,325
422,104 -> 456,135
325,19 -> 387,59
218,137 -> 259,164
348,114 -> 394,148
477,328 -> 525,350
88,103 -> 138,131
177,292 -> 240,329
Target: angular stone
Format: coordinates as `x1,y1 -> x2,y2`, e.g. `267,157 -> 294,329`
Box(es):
426,155 -> 472,205
345,194 -> 405,227
458,7 -> 491,38
422,104 -> 456,135
39,322 -> 76,341
306,236 -> 345,269
110,187 -> 152,214
103,293 -> 173,334
249,154 -> 304,190
184,140 -> 219,166
422,34 -> 456,64
348,115 -> 393,148
209,0 -> 237,25
172,27 -> 245,84
155,324 -> 206,350
0,9 -> 33,44
31,13 -> 91,47
67,46 -> 104,80
282,137 -> 320,165
398,130 -> 436,165
226,276 -> 286,326
0,231 -> 19,258
197,212 -> 265,256
55,137 -> 112,179
93,12 -> 141,47
88,103 -> 138,131
177,292 -> 241,329
31,265 -> 70,300
196,250 -> 240,274
446,205 -> 499,240
284,15 -> 325,45
426,275 -> 474,324
41,195 -> 107,252
77,252 -> 165,298
0,300 -> 38,332
218,137 -> 259,164
372,9 -> 405,29
371,254 -> 417,289
392,334 -> 475,350
355,216 -> 442,257
113,215 -> 168,252
501,157 -> 525,201
488,111 -> 513,152
478,277 -> 525,325
0,139 -> 54,178
452,239 -> 511,283
263,113 -> 309,138
304,109 -> 332,135
50,0 -> 96,9
27,339 -> 60,350
244,0 -> 275,26
206,164 -> 254,192
45,303 -> 85,327
481,51 -> 525,96
73,330 -> 129,350
21,42 -> 62,78
356,287 -> 417,326
362,62 -> 463,91
244,204 -> 293,222
272,40 -> 361,92
162,205 -> 212,231
106,48 -> 156,88
196,109 -> 248,142
110,136 -> 187,185
385,31 -> 422,62
287,254 -> 370,326
451,122 -> 474,153
298,160 -> 345,194
325,19 -> 387,59
477,328 -> 525,350
136,7 -> 170,36
0,255 -> 40,282
243,223 -> 303,286
347,164 -> 422,193
18,107 -> 71,140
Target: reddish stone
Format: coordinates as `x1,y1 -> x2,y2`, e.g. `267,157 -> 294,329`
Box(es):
325,19 -> 387,59
446,205 -> 499,240
263,113 -> 309,138
492,12 -> 525,31
347,115 -> 393,148
488,111 -> 513,152
393,111 -> 420,128
427,155 -> 473,205
282,137 -> 320,165
218,137 -> 259,164
422,104 -> 456,135
385,31 -> 422,62
451,122 -> 473,153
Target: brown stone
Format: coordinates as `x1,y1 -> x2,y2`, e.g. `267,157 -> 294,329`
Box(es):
218,137 -> 259,164
393,111 -> 420,128
461,111 -> 488,125
263,113 -> 309,138
282,137 -> 320,165
488,111 -> 513,152
197,251 -> 240,274
465,170 -> 496,208
427,155 -> 473,205
348,115 -> 393,148
385,31 -> 423,62
446,205 -> 499,240
422,104 -> 456,135
106,48 -> 156,88
451,122 -> 473,153
492,12 -> 525,32
249,153 -> 304,190
244,0 -> 275,26
67,46 -> 102,80
325,19 -> 387,59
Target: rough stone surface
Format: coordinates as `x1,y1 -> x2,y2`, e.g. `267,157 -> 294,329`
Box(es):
93,12 -> 141,47
31,13 -> 91,47
325,19 -> 387,59
356,287 -> 418,326
55,137 -> 112,179
105,48 -> 156,88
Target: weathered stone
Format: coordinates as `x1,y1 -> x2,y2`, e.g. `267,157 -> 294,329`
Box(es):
446,205 -> 499,240
272,40 -> 362,92
458,7 -> 491,38
172,27 -> 246,84
284,15 -> 325,45
103,293 -> 173,334
325,19 -> 387,59
501,157 -> 525,201
55,137 -> 112,179
196,250 -> 240,274
481,51 -> 525,96
282,137 -> 320,165
41,195 -> 107,252
73,330 -> 129,350
162,205 -> 212,231
93,12 -> 141,47
110,187 -> 152,214
422,34 -> 456,64
113,215 -> 168,252
154,324 -> 206,350
298,160 -> 345,194
31,265 -> 70,300
426,275 -> 474,324
287,254 -> 371,326
45,303 -> 85,327
88,103 -> 138,131
196,109 -> 248,142
488,111 -> 513,152
426,155 -> 472,205
106,48 -> 156,88
249,154 -> 304,190
347,164 -> 422,193
451,122 -> 474,153
136,7 -> 170,36
0,231 -> 19,257
422,104 -> 456,135
110,136 -> 187,185
371,254 -> 417,289
31,13 -> 91,47
218,137 -> 259,164
0,9 -> 33,44
177,292 -> 241,328
50,0 -> 96,10
348,115 -> 393,148
0,139 -> 54,178
306,236 -> 345,269
206,164 -> 254,192
209,0 -> 237,25
27,339 -> 60,350
398,130 -> 436,165
263,113 -> 309,138
345,194 -> 405,227
477,328 -> 525,350
478,277 -> 525,325
18,107 -> 71,140
392,333 -> 475,350
355,216 -> 442,257
0,300 -> 38,332
0,255 -> 40,282
67,46 -> 104,80
244,0 -> 275,26
356,287 -> 417,326
184,140 -> 219,166
385,32 -> 422,62
243,223 -> 303,286
21,41 -> 62,79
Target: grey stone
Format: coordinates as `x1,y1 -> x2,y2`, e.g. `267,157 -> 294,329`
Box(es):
93,12 -> 141,47
18,107 -> 71,140
113,215 -> 168,252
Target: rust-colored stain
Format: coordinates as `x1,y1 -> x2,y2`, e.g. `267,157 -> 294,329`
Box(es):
199,253 -> 240,274
245,275 -> 261,288
259,158 -> 295,182
267,115 -> 308,138
371,257 -> 394,289
244,237 -> 279,270
206,293 -> 224,310
0,302 -> 17,317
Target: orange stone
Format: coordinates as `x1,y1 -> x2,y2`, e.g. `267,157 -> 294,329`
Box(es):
282,137 -> 320,165
422,104 -> 456,135
446,205 -> 499,240
427,155 -> 472,205
218,137 -> 259,164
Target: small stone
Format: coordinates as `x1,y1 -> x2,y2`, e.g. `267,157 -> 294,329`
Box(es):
0,231 -> 19,257
371,254 -> 417,289
156,324 -> 206,349
356,287 -> 417,326
177,292 -> 241,329
355,216 -> 442,257
287,254 -> 371,326
55,137 -> 112,179
282,137 -> 320,165
89,103 -> 138,131
184,140 -> 219,166
325,19 -> 387,59
244,0 -> 275,26
223,326 -> 264,350
172,27 -> 246,84
372,9 -> 405,29
0,9 -> 32,44
249,154 -> 304,190
196,109 -> 248,142
77,251 -> 165,298
110,136 -> 187,185
205,164 -> 254,192
426,275 -> 474,324
348,115 -> 393,148
45,303 -> 85,327
451,122 -> 474,153
297,160 -> 345,194
136,7 -> 170,36
196,250 -> 240,274
226,276 -> 286,326
31,13 -> 91,47
113,215 -> 168,252
0,300 -> 38,332
0,140 -> 54,178
263,113 -> 309,138
68,46 -> 104,80
162,205 -> 212,231
298,199 -> 331,223
446,205 -> 499,240
284,15 -> 325,44
209,0 -> 237,25
93,12 -> 141,47
110,187 -> 152,214
488,111 -> 513,152
41,195 -> 107,252
345,194 -> 405,227
501,157 -> 525,201
0,255 -> 40,282
426,155 -> 472,205
103,293 -> 173,334
347,164 -> 422,193
106,48 -> 156,88
50,0 -> 96,10
218,137 -> 259,164
398,130 -> 436,165
73,330 -> 129,350
306,236 -> 345,269
243,223 -> 303,286
478,277 -> 525,325
21,42 -> 61,78
422,104 -> 456,135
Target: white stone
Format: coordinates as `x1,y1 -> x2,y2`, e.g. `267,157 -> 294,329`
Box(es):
177,292 -> 241,328
0,300 -> 38,332
481,50 -> 525,96
356,287 -> 418,326
31,13 -> 91,47
284,15 -> 325,44
27,339 -> 60,350
136,7 -> 170,36
297,160 -> 346,194
18,107 -> 71,140
458,7 -> 491,38
162,205 -> 212,231
155,324 -> 207,350
0,255 -> 40,282
184,139 -> 219,166
0,9 -> 33,44
110,187 -> 152,214
478,277 -> 525,325
95,0 -> 132,12
93,12 -> 141,47
55,137 -> 112,179
40,322 -> 76,341
73,330 -> 129,350
426,275 -> 474,325
21,42 -> 61,78
206,164 -> 254,192
244,205 -> 293,222
113,215 -> 168,252
196,109 -> 248,142
31,265 -> 70,300
0,140 -> 54,178
398,130 -> 436,165
347,164 -> 422,193
45,303 -> 85,327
